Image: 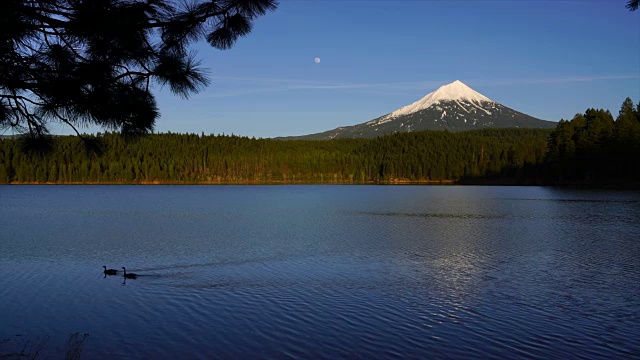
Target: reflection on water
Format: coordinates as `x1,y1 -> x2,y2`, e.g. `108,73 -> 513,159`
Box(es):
503,198 -> 640,203
354,210 -> 508,220
1,185 -> 639,359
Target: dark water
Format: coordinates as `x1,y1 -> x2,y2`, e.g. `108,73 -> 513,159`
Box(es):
1,185 -> 639,359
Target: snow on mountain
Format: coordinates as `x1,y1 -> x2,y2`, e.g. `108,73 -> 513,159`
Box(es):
387,80 -> 493,119
279,80 -> 556,140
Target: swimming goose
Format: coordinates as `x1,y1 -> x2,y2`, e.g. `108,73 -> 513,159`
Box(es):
122,267 -> 137,279
103,266 -> 118,275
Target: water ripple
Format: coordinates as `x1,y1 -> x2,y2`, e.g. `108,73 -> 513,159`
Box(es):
1,185 -> 639,359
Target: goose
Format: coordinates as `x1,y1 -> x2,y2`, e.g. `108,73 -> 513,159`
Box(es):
103,266 -> 118,275
122,267 -> 137,279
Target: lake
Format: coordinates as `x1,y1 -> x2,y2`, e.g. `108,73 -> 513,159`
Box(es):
1,185 -> 639,359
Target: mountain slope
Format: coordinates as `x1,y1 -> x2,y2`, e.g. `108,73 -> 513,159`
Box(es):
283,80 -> 556,140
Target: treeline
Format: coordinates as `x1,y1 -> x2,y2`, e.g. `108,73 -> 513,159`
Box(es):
545,97 -> 640,185
0,129 -> 549,184
0,97 -> 638,185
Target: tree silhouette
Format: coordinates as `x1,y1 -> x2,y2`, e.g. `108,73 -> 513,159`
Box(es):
627,0 -> 639,11
0,0 -> 277,139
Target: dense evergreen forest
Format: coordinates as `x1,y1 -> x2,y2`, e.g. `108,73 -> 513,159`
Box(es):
0,129 -> 549,184
545,97 -> 640,185
0,98 -> 638,186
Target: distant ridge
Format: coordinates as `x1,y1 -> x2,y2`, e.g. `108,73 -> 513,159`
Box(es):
281,80 -> 556,140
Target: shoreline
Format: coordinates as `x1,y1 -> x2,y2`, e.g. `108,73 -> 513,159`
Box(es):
1,179 -> 458,185
3,180 -> 639,188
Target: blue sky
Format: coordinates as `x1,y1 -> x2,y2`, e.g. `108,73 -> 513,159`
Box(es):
76,1 -> 640,137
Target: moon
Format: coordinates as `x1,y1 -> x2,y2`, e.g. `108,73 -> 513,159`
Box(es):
314,57 -> 321,64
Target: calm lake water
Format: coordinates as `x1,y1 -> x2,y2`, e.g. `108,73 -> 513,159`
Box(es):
1,185 -> 639,359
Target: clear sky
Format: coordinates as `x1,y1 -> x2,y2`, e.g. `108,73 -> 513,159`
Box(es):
70,1 -> 640,137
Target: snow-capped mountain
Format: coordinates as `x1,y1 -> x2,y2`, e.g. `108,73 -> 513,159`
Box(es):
283,80 -> 556,140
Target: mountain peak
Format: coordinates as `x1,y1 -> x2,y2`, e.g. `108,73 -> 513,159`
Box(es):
387,80 -> 494,118
280,79 -> 556,140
